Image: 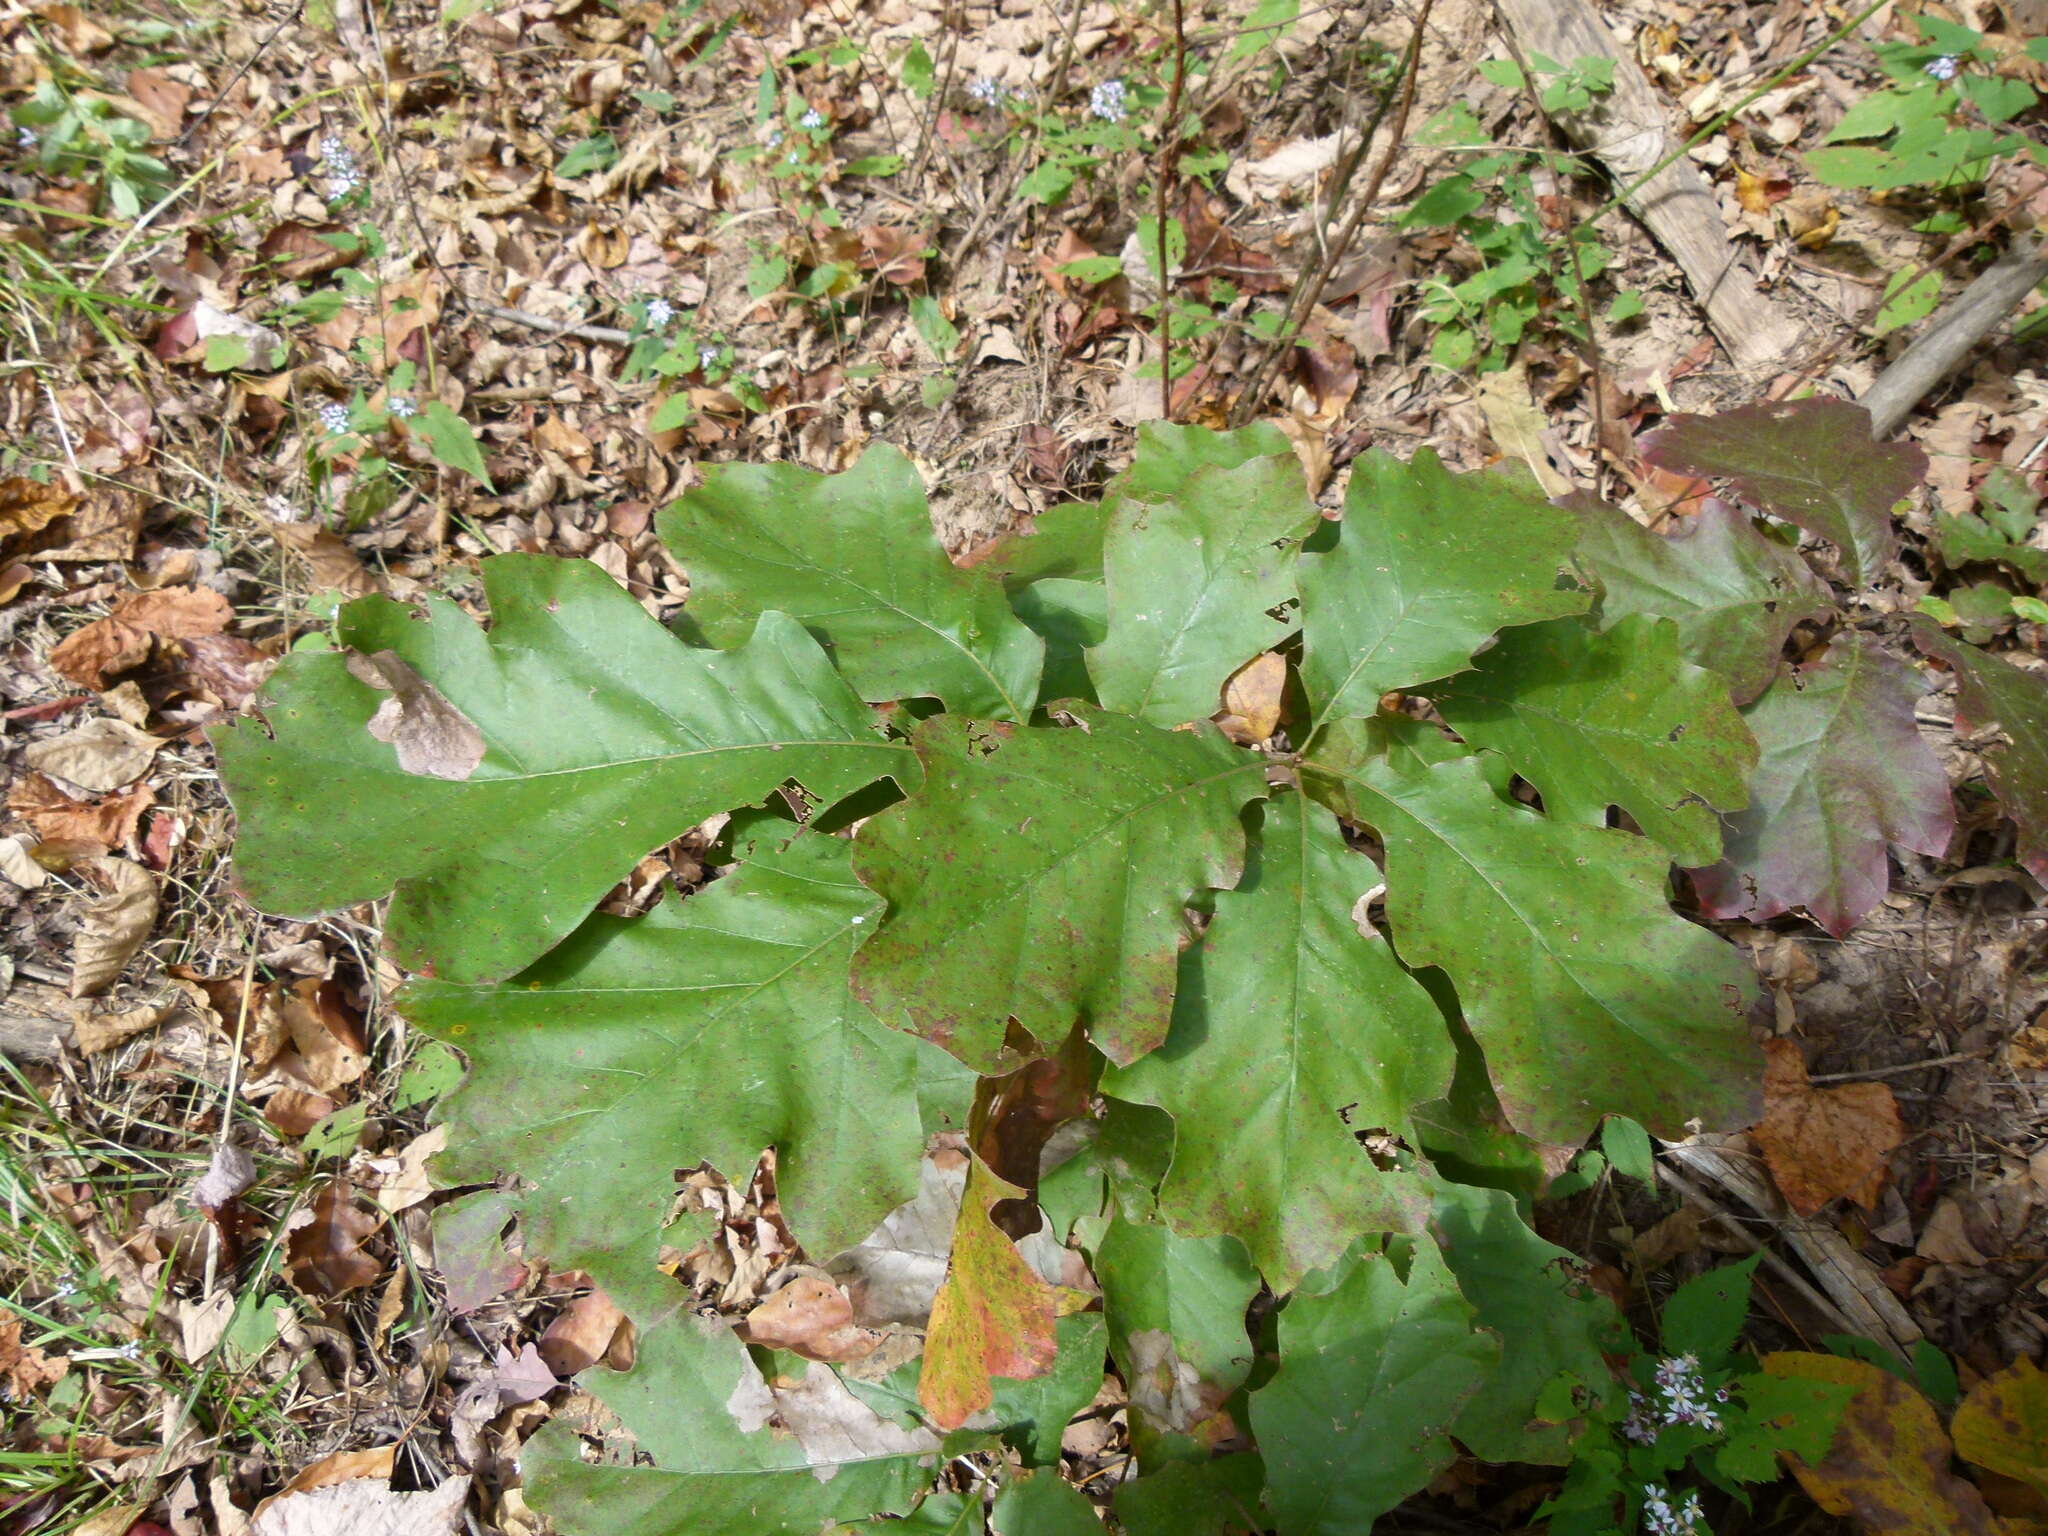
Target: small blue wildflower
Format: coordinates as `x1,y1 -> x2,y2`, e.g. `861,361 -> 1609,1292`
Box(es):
387,395 -> 417,418
799,108 -> 825,130
318,401 -> 352,435
15,125 -> 36,150
645,296 -> 675,329
967,75 -> 1002,106
1925,54 -> 1961,80
321,134 -> 361,197
767,128 -> 785,148
1089,78 -> 1127,122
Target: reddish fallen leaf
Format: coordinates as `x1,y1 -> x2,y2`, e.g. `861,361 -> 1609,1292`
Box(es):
47,619 -> 152,690
1753,1039 -> 1903,1217
257,221 -> 358,281
917,1152 -> 1057,1430
286,1182 -> 385,1297
0,1316 -> 68,1398
263,1086 -> 338,1137
857,225 -> 927,285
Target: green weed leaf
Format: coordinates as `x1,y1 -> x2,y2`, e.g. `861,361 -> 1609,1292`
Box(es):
414,400 -> 494,488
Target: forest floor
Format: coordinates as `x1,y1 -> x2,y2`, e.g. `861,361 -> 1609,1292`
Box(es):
4,0 -> 2048,1530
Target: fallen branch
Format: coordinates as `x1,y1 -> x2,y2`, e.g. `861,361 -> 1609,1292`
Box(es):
1861,230 -> 2048,439
1493,0 -> 1803,371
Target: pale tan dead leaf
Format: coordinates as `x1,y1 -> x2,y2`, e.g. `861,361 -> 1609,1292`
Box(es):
1476,365 -> 1574,498
347,651 -> 486,781
99,681 -> 151,727
494,1342 -> 559,1404
252,1475 -> 469,1536
1918,1197 -> 1992,1265
177,1290 -> 236,1362
71,999 -> 174,1054
188,302 -> 286,368
1214,651 -> 1288,746
68,1506 -> 146,1536
1224,133 -> 1341,202
70,857 -> 159,998
372,1126 -> 446,1214
125,67 -> 191,137
1752,1039 -> 1904,1217
0,834 -> 47,889
22,717 -> 160,793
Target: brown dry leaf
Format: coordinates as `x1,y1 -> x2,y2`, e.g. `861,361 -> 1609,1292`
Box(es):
125,67 -> 191,137
741,1275 -> 883,1363
268,520 -> 379,597
493,1343 -> 559,1405
0,475 -> 76,555
1753,1038 -> 1903,1216
0,561 -> 31,603
267,1446 -> 396,1504
38,488 -> 144,563
169,632 -> 276,709
538,1288 -> 632,1375
36,3 -> 113,50
1476,364 -> 1573,498
257,222 -> 359,281
49,619 -> 152,689
347,652 -> 485,781
285,1182 -> 385,1297
114,585 -> 233,638
7,775 -> 153,854
1214,651 -> 1288,746
264,1087 -> 338,1137
71,999 -> 175,1055
1764,1351 -> 1998,1535
70,857 -> 159,998
23,717 -> 159,793
251,1474 -> 469,1536
0,1314 -> 69,1397
280,979 -> 369,1094
858,225 -> 926,286
1917,1197 -> 1991,1265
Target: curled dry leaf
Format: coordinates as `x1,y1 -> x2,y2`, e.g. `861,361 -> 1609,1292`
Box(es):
537,1286 -> 633,1376
0,833 -> 47,888
22,717 -> 160,794
1215,650 -> 1288,746
70,998 -> 176,1055
0,1315 -> 68,1398
49,618 -> 153,690
285,1181 -> 385,1297
8,774 -> 154,854
279,978 -> 369,1094
348,651 -> 488,781
267,519 -> 380,596
1752,1039 -> 1904,1217
257,221 -> 359,281
741,1275 -> 883,1363
70,857 -> 160,999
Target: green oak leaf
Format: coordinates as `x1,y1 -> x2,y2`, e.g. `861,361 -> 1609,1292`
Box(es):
1103,795 -> 1448,1287
402,835 -> 949,1290
1298,447 -> 1589,724
1113,1456 -> 1265,1536
851,708 -> 1268,1071
1431,614 -> 1758,866
522,1273 -> 939,1536
1091,1209 -> 1260,1447
1431,1182 -> 1621,1464
1913,616 -> 2048,881
1641,396 -> 1925,586
1308,724 -> 1760,1144
1009,577 -> 1106,706
660,443 -> 1044,719
1574,499 -> 1832,704
215,555 -> 914,983
1690,631 -> 1953,937
1249,1236 -> 1497,1536
989,1469 -> 1101,1536
1087,449 -> 1321,727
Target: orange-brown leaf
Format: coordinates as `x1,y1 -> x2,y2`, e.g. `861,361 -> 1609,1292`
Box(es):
1753,1038 -> 1903,1216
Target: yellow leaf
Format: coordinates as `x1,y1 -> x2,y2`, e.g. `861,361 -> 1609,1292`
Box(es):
1956,1357 -> 2048,1502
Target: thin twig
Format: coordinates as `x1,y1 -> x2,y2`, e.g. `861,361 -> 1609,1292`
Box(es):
1807,1051 -> 1987,1084
472,303 -> 634,346
1156,0 -> 1187,420
1230,0 -> 1435,427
